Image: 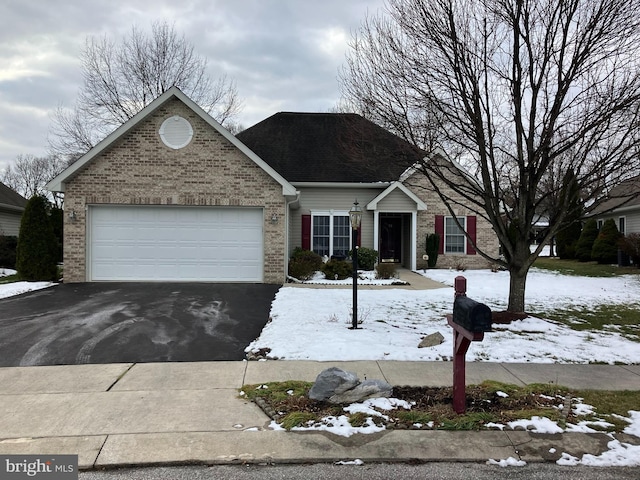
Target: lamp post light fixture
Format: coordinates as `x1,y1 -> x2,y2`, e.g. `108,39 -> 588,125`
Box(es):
349,199 -> 363,330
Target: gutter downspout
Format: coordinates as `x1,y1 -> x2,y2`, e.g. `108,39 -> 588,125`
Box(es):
284,191 -> 301,282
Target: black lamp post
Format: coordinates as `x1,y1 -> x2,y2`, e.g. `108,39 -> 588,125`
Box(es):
349,199 -> 363,329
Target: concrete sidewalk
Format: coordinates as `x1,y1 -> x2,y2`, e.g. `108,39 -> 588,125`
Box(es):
0,361 -> 639,469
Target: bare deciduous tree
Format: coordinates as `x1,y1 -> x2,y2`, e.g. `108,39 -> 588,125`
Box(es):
1,154 -> 67,207
50,21 -> 242,160
340,0 -> 640,312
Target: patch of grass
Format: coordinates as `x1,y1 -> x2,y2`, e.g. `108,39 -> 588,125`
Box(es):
241,381 -> 313,403
439,412 -> 495,430
242,380 -> 639,434
0,273 -> 20,284
538,304 -> 640,341
396,411 -> 433,425
280,412 -> 317,430
533,257 -> 638,277
348,412 -> 371,427
576,390 -> 640,432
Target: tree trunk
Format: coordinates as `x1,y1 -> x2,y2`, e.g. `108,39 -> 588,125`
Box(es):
507,266 -> 528,313
507,239 -> 531,313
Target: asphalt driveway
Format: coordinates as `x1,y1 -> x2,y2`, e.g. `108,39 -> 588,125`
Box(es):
0,283 -> 279,366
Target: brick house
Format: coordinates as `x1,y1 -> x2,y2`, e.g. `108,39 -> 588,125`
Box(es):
47,87 -> 499,283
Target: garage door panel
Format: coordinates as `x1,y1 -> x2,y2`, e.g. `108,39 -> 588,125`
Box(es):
90,206 -> 264,281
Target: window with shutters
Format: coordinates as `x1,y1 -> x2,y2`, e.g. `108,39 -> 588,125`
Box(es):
312,212 -> 351,257
445,216 -> 466,254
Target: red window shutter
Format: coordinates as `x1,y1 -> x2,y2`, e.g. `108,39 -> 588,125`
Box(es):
466,216 -> 477,255
435,215 -> 444,254
302,215 -> 311,250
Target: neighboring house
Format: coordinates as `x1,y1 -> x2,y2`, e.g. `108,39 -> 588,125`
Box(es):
0,182 -> 28,237
47,87 -> 499,283
590,175 -> 640,236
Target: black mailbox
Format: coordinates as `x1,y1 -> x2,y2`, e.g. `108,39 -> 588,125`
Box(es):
453,296 -> 492,333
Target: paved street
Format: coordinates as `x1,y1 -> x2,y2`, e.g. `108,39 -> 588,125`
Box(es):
78,463 -> 640,479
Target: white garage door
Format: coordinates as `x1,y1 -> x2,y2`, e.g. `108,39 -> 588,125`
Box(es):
89,206 -> 264,281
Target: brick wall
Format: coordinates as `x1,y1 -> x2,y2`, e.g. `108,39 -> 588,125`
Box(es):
63,98 -> 287,283
404,172 -> 500,269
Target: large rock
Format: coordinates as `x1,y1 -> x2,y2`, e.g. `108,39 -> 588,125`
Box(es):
329,379 -> 393,404
418,331 -> 445,348
308,367 -> 360,401
309,367 -> 393,404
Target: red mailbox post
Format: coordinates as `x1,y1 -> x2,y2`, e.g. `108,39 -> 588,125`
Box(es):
446,276 -> 490,414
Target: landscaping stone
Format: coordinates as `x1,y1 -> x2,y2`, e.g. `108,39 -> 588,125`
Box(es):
329,379 -> 393,404
309,367 -> 393,404
418,332 -> 445,348
308,367 -> 360,401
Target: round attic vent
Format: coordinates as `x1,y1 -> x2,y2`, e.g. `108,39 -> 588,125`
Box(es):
159,115 -> 193,149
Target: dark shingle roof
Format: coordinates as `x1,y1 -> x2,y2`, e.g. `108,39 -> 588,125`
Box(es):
0,182 -> 27,210
236,113 -> 424,183
591,175 -> 640,214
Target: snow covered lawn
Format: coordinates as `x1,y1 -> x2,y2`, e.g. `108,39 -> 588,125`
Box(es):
247,268 -> 640,364
0,269 -> 56,299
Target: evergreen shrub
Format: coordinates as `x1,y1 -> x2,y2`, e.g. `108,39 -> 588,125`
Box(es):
321,259 -> 352,280
288,248 -> 323,281
591,219 -> 622,264
425,233 -> 440,267
350,247 -> 378,270
0,235 -> 18,269
16,195 -> 59,281
575,218 -> 599,262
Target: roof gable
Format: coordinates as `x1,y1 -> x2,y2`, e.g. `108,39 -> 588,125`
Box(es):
47,87 -> 296,196
236,112 -> 424,183
366,182 -> 427,211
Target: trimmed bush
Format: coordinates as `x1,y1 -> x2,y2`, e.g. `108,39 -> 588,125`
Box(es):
0,235 -> 18,269
16,195 -> 59,281
591,219 -> 622,264
321,259 -> 352,280
425,233 -> 440,267
288,248 -> 323,281
375,263 -> 397,279
619,233 -> 640,267
575,218 -> 599,262
350,247 -> 378,271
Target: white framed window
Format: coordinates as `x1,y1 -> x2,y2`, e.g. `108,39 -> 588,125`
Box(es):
619,216 -> 626,235
445,216 -> 466,254
312,211 -> 351,257
597,219 -> 604,230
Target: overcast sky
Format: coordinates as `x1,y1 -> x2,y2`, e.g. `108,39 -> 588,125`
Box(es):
0,0 -> 385,171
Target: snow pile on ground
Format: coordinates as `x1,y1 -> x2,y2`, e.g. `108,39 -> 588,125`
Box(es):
0,269 -> 56,299
247,268 -> 640,363
487,457 -> 527,467
298,270 -> 407,285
